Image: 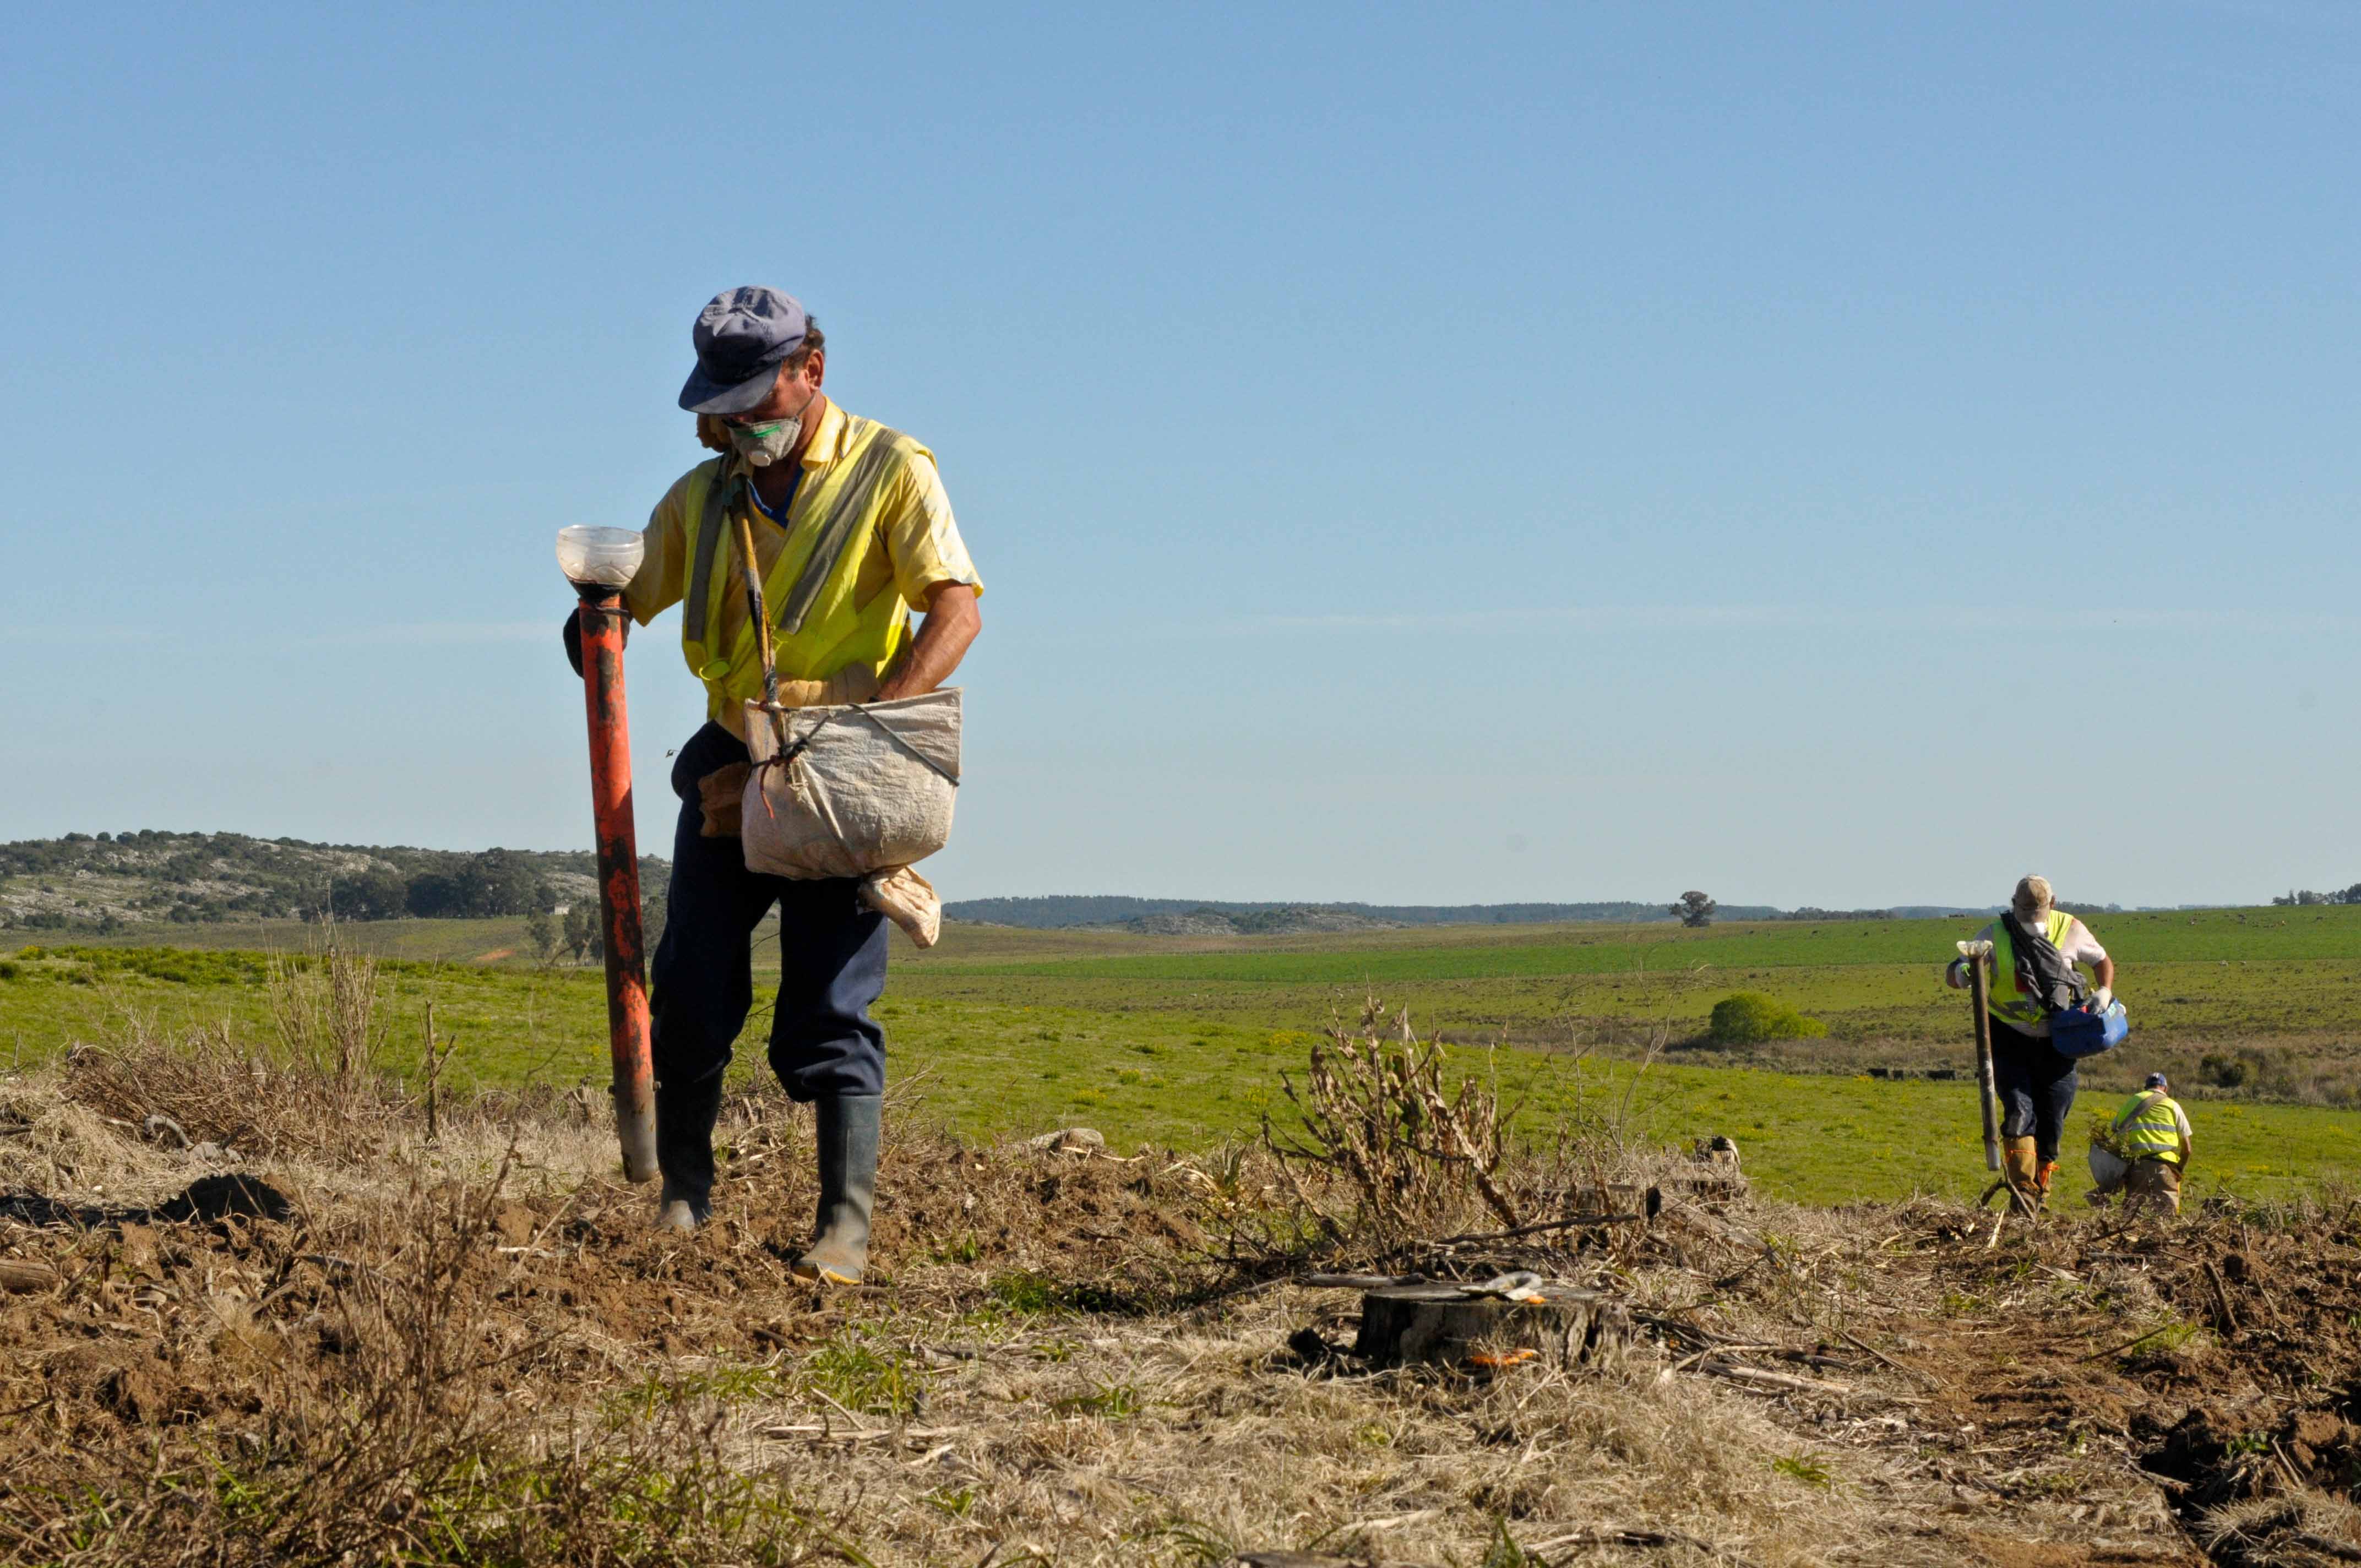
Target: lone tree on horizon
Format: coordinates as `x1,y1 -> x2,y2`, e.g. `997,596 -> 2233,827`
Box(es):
1671,890 -> 1717,928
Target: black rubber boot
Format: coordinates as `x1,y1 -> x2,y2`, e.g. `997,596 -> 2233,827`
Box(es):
794,1094 -> 880,1283
654,1072 -> 724,1232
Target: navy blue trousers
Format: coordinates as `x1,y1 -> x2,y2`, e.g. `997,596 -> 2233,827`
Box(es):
649,722 -> 888,1196
1992,1016 -> 2077,1162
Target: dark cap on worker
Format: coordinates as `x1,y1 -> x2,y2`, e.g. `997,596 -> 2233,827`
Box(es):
2145,1071 -> 2169,1090
678,286 -> 808,415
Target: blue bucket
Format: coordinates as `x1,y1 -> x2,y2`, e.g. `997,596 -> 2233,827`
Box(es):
2050,999 -> 2129,1059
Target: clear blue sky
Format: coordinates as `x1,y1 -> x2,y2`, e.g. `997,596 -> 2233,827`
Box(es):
3,2 -> 2354,910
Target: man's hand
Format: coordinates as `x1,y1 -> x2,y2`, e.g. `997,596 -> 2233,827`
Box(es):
2092,985 -> 2115,1011
874,583 -> 980,701
561,607 -> 629,678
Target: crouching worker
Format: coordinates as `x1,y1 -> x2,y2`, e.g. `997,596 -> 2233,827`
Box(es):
2093,1072 -> 2194,1217
565,286 -> 983,1276
1946,875 -> 2115,1210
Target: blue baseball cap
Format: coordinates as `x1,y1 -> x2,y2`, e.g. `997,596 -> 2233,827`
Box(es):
2145,1071 -> 2169,1090
678,286 -> 809,415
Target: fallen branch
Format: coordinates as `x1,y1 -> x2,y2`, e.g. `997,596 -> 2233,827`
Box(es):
1432,1211 -> 1645,1247
1713,1251 -> 1774,1291
762,1423 -> 964,1442
0,1260 -> 57,1293
2077,1323 -> 2184,1363
1768,1347 -> 1865,1373
2288,1532 -> 2361,1565
1691,1357 -> 1853,1397
1633,1310 -> 1733,1353
1234,1554 -> 1443,1568
1237,1558 -> 1435,1567
1524,1526 -> 1762,1566
1661,1195 -> 1768,1255
1301,1272 -> 1428,1290
2205,1259 -> 2241,1337
1835,1324 -> 1939,1387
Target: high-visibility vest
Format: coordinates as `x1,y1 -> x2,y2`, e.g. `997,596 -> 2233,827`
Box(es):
2114,1091 -> 2185,1164
1988,909 -> 2076,1025
675,416 -> 931,721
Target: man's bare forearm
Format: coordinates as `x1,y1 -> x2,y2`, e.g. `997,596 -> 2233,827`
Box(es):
875,584 -> 980,701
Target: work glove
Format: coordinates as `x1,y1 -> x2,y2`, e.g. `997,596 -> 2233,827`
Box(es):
696,761 -> 750,839
561,607 -> 628,678
2092,986 -> 2115,1011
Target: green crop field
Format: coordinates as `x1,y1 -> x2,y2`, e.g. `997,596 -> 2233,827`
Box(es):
7,907 -> 2361,1207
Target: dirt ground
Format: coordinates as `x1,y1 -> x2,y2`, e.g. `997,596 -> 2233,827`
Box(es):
8,1032 -> 2361,1567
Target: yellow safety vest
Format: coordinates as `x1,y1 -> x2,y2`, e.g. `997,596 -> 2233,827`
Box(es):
1988,909 -> 2075,1025
2114,1091 -> 2184,1164
675,416 -> 931,722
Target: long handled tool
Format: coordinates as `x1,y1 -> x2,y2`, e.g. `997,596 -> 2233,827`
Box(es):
573,580 -> 658,1183
1960,939 -> 2000,1173
1963,938 -> 2039,1219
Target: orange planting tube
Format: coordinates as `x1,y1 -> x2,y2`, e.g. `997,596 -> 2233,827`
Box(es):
574,584 -> 658,1183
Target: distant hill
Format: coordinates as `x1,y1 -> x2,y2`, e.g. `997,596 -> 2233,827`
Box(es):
942,895 -> 1789,929
0,831 -> 2060,938
0,831 -> 665,933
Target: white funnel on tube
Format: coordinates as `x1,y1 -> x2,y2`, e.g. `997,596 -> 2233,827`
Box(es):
556,526 -> 644,587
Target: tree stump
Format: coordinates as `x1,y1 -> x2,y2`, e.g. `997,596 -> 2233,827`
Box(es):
1353,1283 -> 1628,1370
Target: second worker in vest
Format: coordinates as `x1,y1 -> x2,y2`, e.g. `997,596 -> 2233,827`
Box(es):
566,286 -> 983,1280
2093,1071 -> 2194,1217
1945,875 -> 2117,1209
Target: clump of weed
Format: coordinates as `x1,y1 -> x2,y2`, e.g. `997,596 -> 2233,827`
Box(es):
601,1360 -> 782,1424
986,1268 -> 1143,1317
1707,993 -> 1827,1045
2201,1052 -> 2254,1090
1773,1452 -> 1835,1488
799,1330 -> 929,1418
1050,1379 -> 1144,1419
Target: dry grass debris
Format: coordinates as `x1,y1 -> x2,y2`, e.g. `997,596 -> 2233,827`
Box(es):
7,990 -> 2361,1565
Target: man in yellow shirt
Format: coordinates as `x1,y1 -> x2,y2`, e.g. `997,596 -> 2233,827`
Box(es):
570,287 -> 981,1278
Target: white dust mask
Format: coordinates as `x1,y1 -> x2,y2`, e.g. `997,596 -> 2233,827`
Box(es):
728,415 -> 801,468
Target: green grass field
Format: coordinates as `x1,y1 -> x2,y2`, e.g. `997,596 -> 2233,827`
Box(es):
896,904 -> 2361,1043
7,907 -> 2361,1207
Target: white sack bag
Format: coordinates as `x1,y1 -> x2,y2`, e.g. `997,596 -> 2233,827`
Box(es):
740,688 -> 961,880
2087,1142 -> 2128,1191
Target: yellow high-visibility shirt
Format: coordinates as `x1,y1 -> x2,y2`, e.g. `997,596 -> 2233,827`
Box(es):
623,399 -> 982,741
2113,1091 -> 2193,1165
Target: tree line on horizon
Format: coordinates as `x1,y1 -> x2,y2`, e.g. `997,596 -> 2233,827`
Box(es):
2274,886 -> 2361,907
0,831 -> 666,932
0,831 -> 2336,934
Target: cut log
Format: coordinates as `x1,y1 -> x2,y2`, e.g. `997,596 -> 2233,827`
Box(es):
0,1260 -> 58,1293
1353,1282 -> 1628,1369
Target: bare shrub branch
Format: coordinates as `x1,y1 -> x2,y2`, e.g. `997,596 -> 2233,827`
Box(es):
1259,999 -> 1521,1260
